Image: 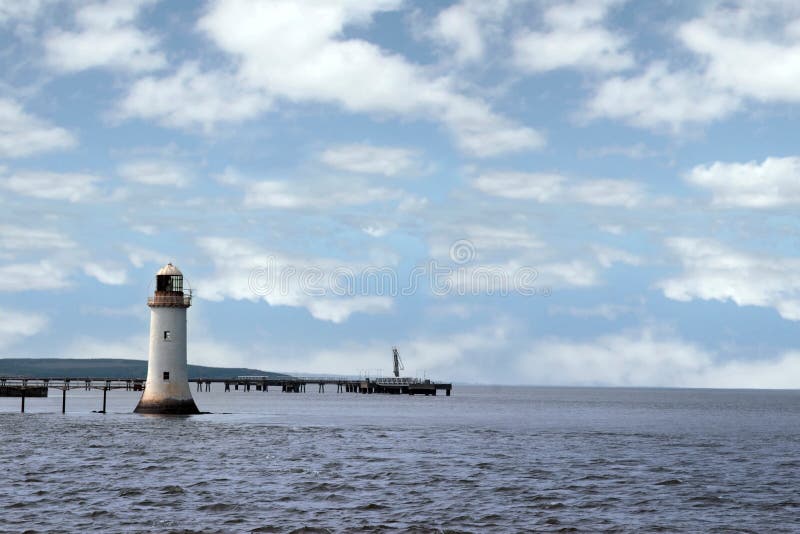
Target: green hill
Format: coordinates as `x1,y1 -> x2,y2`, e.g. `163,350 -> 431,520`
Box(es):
0,358 -> 290,379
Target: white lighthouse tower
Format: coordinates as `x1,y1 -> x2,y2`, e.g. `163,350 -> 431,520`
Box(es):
134,263 -> 200,414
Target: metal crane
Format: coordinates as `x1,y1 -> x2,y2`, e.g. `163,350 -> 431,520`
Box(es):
392,346 -> 404,378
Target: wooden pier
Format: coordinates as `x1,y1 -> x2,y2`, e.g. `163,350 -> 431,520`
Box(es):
0,375 -> 452,413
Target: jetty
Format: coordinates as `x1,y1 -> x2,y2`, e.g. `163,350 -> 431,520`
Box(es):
0,375 -> 452,413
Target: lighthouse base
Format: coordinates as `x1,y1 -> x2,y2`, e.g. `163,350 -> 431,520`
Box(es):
134,397 -> 200,415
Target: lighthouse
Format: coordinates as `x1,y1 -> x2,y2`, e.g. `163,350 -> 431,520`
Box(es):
134,263 -> 200,414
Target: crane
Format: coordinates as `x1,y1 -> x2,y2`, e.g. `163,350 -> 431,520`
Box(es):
392,346 -> 404,378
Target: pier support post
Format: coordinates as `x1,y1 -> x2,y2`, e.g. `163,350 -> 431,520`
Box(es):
21,389 -> 25,413
101,387 -> 108,413
62,388 -> 66,413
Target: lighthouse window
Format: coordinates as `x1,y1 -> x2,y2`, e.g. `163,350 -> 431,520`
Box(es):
163,330 -> 171,341
163,371 -> 170,381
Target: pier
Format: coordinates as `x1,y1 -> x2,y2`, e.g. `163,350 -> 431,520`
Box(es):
0,375 -> 452,413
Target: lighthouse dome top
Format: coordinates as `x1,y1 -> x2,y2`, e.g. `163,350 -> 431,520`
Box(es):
156,263 -> 182,276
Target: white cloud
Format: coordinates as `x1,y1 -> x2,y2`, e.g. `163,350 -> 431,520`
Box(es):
658,237 -> 800,321
430,2 -> 484,63
513,0 -> 633,73
0,225 -> 75,250
195,236 -> 394,323
472,171 -> 644,207
472,171 -> 565,201
243,178 -> 401,209
307,297 -> 392,324
678,4 -> 800,103
0,307 -> 47,350
264,322 -> 510,380
429,224 -> 545,261
124,245 -> 166,268
0,98 -> 77,158
520,328 -> 712,386
548,303 -> 636,320
195,0 -> 542,157
0,170 -> 103,202
65,334 -> 147,360
0,1 -> 47,24
579,143 -> 659,159
585,3 -> 800,132
519,327 -> 800,388
0,261 -> 71,291
117,159 -> 190,187
685,156 -> 800,208
585,62 -> 740,132
592,245 -> 642,268
44,0 -> 165,73
320,143 -> 419,176
361,224 -> 393,238
117,62 -> 272,131
569,179 -> 644,207
83,262 -> 128,285
429,0 -> 511,64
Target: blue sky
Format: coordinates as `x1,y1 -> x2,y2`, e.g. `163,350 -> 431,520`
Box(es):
3,0 -> 800,387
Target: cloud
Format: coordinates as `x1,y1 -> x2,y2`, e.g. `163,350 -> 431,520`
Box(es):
685,156 -> 800,208
0,1 -> 47,24
585,62 -> 740,131
569,179 -> 645,207
584,3 -> 800,132
0,307 -> 47,350
195,236 -> 394,323
260,321 -> 510,380
65,334 -> 147,360
320,143 -> 419,176
117,159 -> 190,187
513,0 -> 633,73
472,171 -> 565,201
0,225 -> 75,250
0,98 -> 77,158
83,262 -> 128,285
124,244 -> 166,268
472,171 -> 645,207
592,245 -> 642,268
678,3 -> 800,103
194,0 -> 542,157
658,237 -> 800,321
44,0 -> 165,73
0,261 -> 71,291
579,143 -> 659,159
0,170 -> 104,202
517,326 -> 800,388
548,303 -> 637,320
521,328 -> 712,386
242,178 -> 402,209
428,0 -> 510,64
117,62 -> 272,131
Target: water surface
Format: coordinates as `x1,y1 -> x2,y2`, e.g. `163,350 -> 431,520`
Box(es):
1,386 -> 799,532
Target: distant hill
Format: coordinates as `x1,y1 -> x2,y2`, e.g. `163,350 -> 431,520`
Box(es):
0,358 -> 290,379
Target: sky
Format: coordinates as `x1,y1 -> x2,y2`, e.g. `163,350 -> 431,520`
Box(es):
3,0 -> 800,387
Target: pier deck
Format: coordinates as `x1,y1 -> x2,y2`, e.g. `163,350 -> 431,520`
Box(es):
0,376 -> 452,413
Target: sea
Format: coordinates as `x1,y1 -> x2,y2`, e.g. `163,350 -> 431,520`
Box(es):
1,385 -> 799,532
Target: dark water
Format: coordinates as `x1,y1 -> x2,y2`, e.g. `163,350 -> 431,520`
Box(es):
2,386 -> 800,532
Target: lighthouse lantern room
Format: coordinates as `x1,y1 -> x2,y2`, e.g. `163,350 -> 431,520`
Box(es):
134,263 -> 200,414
